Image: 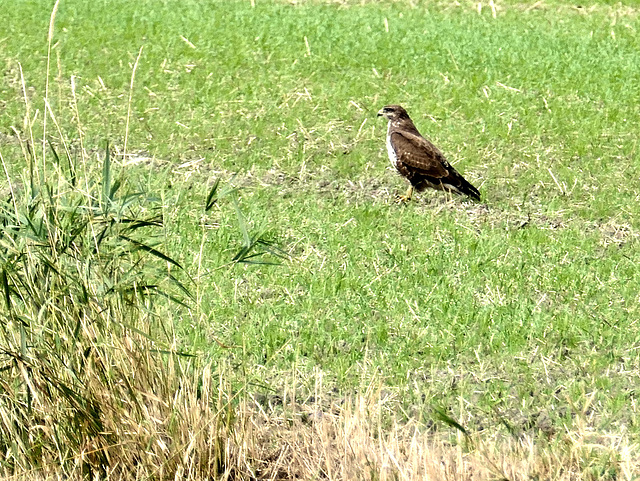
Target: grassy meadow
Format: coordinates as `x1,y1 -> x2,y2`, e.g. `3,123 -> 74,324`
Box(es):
1,0 -> 640,478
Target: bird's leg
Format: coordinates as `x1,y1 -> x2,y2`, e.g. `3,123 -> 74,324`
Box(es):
396,185 -> 414,204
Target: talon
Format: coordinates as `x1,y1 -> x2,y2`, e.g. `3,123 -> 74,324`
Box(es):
394,185 -> 414,204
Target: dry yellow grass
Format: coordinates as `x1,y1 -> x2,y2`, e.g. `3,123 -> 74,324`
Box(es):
6,365 -> 637,480
240,389 -> 639,481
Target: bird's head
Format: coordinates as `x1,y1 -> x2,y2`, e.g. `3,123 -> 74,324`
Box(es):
377,105 -> 409,121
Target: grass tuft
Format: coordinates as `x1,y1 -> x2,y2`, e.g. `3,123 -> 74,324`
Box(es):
0,128 -> 202,475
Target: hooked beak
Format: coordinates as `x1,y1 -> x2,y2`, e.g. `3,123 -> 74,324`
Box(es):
377,109 -> 384,117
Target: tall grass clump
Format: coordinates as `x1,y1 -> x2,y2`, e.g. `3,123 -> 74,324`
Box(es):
0,132 -> 238,478
0,13 -> 238,474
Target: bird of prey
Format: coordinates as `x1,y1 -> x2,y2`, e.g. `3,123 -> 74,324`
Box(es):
377,104 -> 480,202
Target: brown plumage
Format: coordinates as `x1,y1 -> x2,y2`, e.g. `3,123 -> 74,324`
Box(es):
377,105 -> 480,202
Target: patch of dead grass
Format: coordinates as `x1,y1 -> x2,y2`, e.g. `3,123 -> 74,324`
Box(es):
6,359 -> 637,480
223,389 -> 640,481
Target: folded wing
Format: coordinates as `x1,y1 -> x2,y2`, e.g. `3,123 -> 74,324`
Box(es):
390,132 -> 480,200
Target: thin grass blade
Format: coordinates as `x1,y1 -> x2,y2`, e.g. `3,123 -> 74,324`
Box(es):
119,234 -> 183,269
102,140 -> 111,208
205,177 -> 220,211
433,407 -> 469,437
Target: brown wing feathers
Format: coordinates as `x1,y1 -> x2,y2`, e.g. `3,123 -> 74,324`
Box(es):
379,105 -> 481,201
392,132 -> 480,200
390,132 -> 449,179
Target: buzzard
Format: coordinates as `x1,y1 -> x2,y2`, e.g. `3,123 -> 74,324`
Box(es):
377,105 -> 480,202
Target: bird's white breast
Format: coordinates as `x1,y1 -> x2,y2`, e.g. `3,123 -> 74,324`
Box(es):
385,122 -> 399,170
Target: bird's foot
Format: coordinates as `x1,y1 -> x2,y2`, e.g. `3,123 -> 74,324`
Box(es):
394,194 -> 412,204
395,186 -> 415,204
395,186 -> 414,204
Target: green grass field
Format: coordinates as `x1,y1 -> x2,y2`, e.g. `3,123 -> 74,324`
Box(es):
1,0 -> 640,478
